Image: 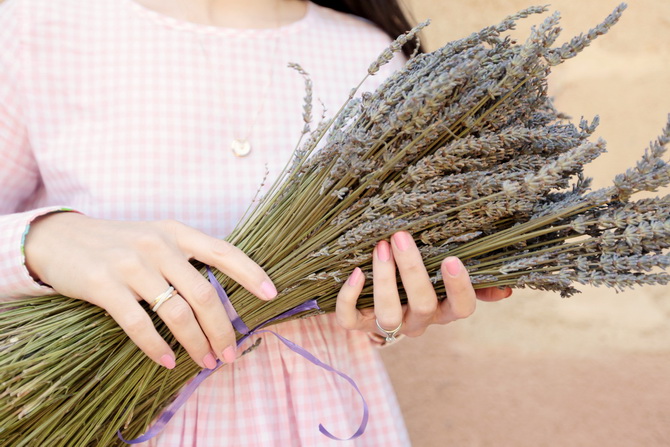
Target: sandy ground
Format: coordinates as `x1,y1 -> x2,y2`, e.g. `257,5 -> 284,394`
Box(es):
381,1 -> 670,446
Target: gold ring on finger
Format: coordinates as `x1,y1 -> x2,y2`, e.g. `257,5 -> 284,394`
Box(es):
151,286 -> 178,312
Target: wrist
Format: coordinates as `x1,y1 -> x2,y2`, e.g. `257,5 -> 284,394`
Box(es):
24,211 -> 86,284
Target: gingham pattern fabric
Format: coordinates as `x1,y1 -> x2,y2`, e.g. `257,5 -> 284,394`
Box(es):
0,0 -> 411,445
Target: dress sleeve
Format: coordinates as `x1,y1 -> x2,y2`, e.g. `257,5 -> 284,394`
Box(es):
0,0 -> 77,299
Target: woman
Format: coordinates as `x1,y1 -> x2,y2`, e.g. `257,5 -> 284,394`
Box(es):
0,0 -> 509,444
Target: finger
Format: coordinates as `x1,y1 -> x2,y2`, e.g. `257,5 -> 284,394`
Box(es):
476,286 -> 513,302
103,291 -> 176,369
130,269 -> 215,369
154,294 -> 217,369
335,267 -> 367,330
367,332 -> 387,346
390,231 -> 438,336
436,257 -> 476,324
173,222 -> 277,301
373,240 -> 403,331
160,258 -> 237,365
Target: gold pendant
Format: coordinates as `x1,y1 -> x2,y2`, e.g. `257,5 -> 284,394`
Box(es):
231,138 -> 251,157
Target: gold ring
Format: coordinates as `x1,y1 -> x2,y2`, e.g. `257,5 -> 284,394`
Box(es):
151,286 -> 177,312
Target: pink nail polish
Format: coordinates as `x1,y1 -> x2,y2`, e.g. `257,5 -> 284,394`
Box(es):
261,281 -> 277,300
203,352 -> 217,370
444,257 -> 462,277
347,267 -> 362,286
160,354 -> 176,370
222,346 -> 236,364
393,232 -> 411,252
377,241 -> 391,262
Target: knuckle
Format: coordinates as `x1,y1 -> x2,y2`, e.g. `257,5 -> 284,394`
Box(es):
190,281 -> 218,307
165,301 -> 194,325
211,240 -> 237,258
452,301 -> 476,320
114,254 -> 144,276
211,327 -> 235,346
134,232 -> 166,252
85,265 -> 112,288
411,300 -> 437,318
122,312 -> 151,337
402,259 -> 425,276
156,218 -> 181,231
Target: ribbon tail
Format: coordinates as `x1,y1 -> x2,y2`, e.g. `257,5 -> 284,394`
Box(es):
253,329 -> 369,441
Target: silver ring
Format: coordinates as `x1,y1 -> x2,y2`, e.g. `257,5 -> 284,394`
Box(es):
151,286 -> 177,312
375,319 -> 403,343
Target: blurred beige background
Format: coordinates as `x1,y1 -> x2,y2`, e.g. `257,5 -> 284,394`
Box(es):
381,1 -> 670,446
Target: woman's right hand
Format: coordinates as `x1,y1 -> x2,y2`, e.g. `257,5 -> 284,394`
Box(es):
23,212 -> 277,370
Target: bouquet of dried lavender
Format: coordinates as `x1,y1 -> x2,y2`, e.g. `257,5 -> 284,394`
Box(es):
2,4 -> 669,446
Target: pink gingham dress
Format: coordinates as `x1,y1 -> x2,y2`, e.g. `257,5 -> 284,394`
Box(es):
0,0 -> 411,445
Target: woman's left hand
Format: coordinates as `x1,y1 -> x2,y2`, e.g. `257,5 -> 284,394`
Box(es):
335,231 -> 511,343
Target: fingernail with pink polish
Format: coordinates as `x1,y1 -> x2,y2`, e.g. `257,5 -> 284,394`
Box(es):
160,354 -> 176,370
393,232 -> 411,252
222,346 -> 236,364
377,241 -> 391,262
348,267 -> 362,286
261,281 -> 277,300
203,352 -> 217,370
444,257 -> 462,277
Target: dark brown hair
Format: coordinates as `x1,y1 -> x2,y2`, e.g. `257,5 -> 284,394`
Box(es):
310,0 -> 425,58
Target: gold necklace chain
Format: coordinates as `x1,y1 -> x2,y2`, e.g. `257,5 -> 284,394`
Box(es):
174,0 -> 283,157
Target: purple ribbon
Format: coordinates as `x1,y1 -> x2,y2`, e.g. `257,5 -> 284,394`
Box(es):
119,267 -> 368,443
206,268 -> 250,334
